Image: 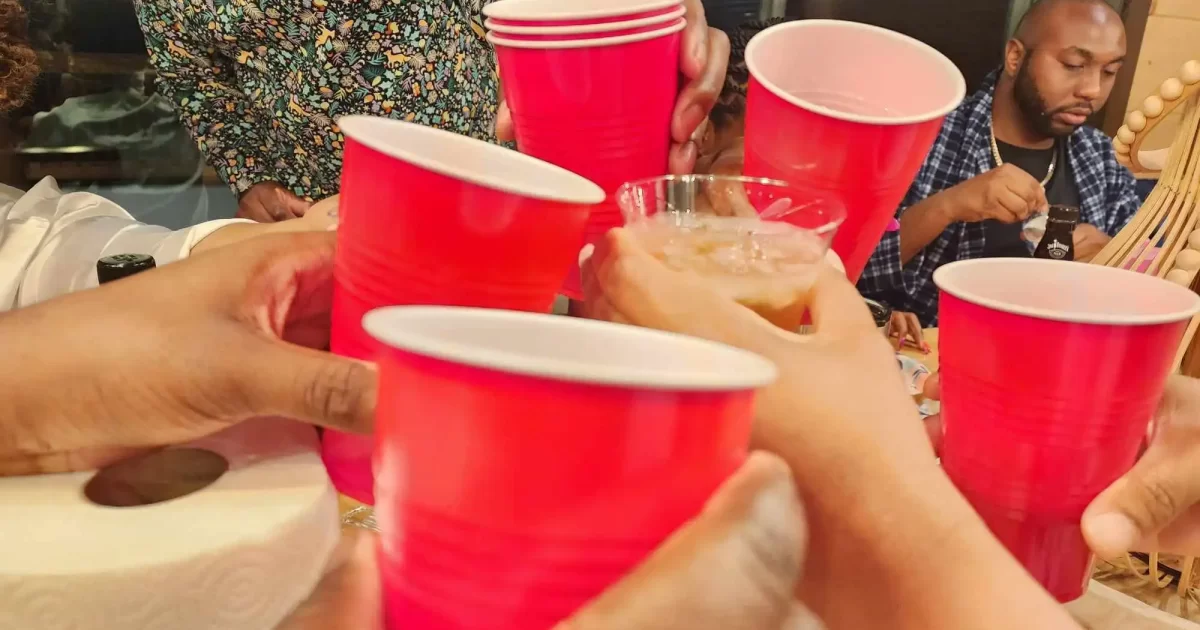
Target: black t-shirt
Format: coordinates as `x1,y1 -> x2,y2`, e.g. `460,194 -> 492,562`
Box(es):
981,139 -> 1080,258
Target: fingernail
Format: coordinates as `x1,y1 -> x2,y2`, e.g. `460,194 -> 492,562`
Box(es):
681,104 -> 705,136
1084,513 -> 1140,554
669,142 -> 698,175
689,118 -> 712,145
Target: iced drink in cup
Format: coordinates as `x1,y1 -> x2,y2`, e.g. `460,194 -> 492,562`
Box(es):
617,175 -> 844,330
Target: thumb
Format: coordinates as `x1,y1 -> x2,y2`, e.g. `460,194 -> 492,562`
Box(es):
1082,446 -> 1200,558
234,338 -> 378,434
558,451 -> 807,630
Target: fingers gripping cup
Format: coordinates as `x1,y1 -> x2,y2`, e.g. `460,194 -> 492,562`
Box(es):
934,259 -> 1200,602
742,20 -> 966,283
324,116 -> 605,504
363,306 -> 777,630
617,175 -> 845,331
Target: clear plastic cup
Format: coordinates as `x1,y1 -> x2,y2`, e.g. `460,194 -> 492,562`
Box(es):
616,175 -> 845,330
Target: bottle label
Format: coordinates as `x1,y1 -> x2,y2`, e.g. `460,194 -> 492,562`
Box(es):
1046,239 -> 1070,260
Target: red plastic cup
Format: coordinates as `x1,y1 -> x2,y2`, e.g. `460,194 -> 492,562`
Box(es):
491,22 -> 683,298
323,116 -> 604,504
483,0 -> 681,26
363,306 -> 777,630
743,20 -> 966,283
934,259 -> 1200,602
484,6 -> 684,38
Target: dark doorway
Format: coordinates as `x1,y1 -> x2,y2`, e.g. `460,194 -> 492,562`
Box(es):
788,0 -> 1014,90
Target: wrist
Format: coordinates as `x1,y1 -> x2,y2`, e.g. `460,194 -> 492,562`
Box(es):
788,442 -> 968,624
0,304 -> 91,460
928,189 -> 964,225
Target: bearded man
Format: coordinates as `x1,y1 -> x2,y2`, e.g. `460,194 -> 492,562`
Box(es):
858,0 -> 1140,328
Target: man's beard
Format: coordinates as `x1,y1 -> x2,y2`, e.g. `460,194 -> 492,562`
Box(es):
1013,61 -> 1082,139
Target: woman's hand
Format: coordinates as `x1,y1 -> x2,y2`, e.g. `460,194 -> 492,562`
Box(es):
237,181 -> 312,223
278,453 -> 812,630
667,0 -> 730,174
494,0 -> 729,175
582,229 -> 935,475
271,195 -> 339,233
0,232 -> 375,476
581,229 -> 1078,630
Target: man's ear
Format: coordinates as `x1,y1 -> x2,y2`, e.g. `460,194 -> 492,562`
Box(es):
1004,39 -> 1027,78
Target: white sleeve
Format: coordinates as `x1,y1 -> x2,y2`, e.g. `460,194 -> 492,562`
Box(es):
0,178 -> 253,310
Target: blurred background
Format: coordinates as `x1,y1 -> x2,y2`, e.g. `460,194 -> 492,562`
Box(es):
0,0 -> 237,228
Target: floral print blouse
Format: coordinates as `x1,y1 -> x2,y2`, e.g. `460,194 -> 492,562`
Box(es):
134,0 -> 499,200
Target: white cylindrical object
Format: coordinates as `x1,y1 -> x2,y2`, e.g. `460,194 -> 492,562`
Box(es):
0,418 -> 339,630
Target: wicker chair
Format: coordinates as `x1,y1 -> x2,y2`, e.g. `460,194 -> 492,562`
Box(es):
1089,58 -> 1200,604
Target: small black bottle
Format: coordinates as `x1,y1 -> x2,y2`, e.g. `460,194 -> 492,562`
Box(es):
1033,205 -> 1080,261
97,254 -> 156,285
865,299 -> 892,331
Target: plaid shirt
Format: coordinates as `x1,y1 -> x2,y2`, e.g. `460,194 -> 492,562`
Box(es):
856,70 -> 1141,326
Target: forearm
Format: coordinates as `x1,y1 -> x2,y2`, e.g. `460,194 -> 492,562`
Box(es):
787,444 -> 1079,630
898,191 -> 958,265
0,292 -> 120,466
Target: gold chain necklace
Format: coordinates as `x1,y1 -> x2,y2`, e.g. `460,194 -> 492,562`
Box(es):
990,124 -> 1057,186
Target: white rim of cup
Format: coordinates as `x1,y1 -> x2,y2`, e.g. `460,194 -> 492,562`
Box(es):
363,306 -> 779,391
933,258 -> 1200,326
617,174 -> 847,240
487,18 -> 685,49
485,6 -> 685,35
484,0 -> 681,22
745,19 -> 967,126
338,116 -> 604,205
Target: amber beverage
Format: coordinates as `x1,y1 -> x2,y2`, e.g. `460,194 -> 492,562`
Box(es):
627,214 -> 826,331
